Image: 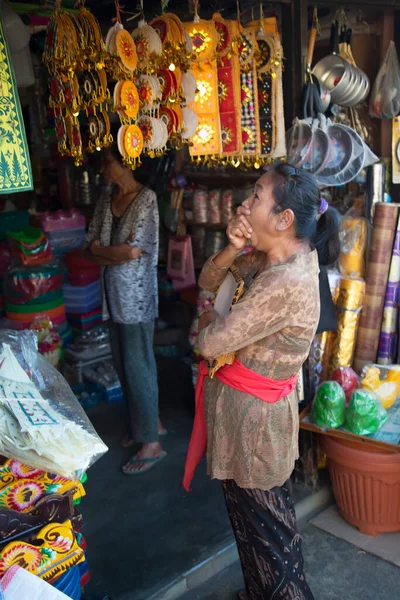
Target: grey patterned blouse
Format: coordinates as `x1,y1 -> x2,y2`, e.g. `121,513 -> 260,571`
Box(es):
86,185 -> 159,325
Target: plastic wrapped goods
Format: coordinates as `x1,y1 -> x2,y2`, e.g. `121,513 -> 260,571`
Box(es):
346,389 -> 388,436
0,330 -> 107,479
338,216 -> 367,279
208,189 -> 222,224
312,381 -> 346,429
361,365 -> 398,410
324,277 -> 365,378
221,190 -> 234,225
331,367 -> 360,405
193,188 -> 208,224
369,41 -> 400,119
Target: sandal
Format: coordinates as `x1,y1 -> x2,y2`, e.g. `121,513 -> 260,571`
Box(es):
122,451 -> 167,475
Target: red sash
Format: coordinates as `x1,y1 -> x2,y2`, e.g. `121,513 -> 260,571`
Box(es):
183,359 -> 298,492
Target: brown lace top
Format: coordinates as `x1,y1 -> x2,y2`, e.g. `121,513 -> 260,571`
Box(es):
198,249 -> 320,490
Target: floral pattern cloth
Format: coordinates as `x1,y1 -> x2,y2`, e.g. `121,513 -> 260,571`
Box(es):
223,478 -> 315,599
198,250 -> 320,490
86,185 -> 159,325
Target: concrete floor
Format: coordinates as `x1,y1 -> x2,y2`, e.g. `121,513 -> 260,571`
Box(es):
80,357 -> 312,600
179,522 -> 400,600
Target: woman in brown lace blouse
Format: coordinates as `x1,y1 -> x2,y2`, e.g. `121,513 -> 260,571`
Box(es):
196,163 -> 340,600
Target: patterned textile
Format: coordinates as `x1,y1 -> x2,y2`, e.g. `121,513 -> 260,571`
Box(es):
190,61 -> 221,156
86,185 -> 159,325
216,18 -> 242,157
256,39 -> 274,157
198,250 -> 320,490
239,28 -> 261,157
223,478 -> 315,600
0,10 -> 33,194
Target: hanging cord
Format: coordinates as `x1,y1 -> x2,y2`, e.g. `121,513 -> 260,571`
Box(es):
258,2 -> 264,34
313,6 -> 321,36
192,0 -> 200,22
161,0 -> 170,14
126,0 -> 144,23
357,9 -> 370,34
113,0 -> 124,23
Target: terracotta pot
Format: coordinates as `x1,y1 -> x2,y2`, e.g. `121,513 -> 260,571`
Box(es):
321,435 -> 400,536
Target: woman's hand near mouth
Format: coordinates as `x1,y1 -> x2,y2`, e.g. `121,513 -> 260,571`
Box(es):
227,205 -> 253,251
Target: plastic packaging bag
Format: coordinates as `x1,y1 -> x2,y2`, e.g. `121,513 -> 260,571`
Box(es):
346,388 -> 388,436
331,367 -> 360,405
338,207 -> 367,279
0,329 -> 108,479
4,263 -> 62,304
361,365 -> 398,410
369,41 -> 400,119
311,381 -> 346,429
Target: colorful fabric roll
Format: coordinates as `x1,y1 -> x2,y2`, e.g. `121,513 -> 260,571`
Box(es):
378,214 -> 400,365
324,277 -> 366,378
0,12 -> 33,194
338,217 -> 367,279
353,203 -> 399,372
221,189 -> 234,225
193,188 -> 208,224
208,189 -> 222,224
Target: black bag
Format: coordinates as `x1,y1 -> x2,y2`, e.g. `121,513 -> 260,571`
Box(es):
316,266 -> 338,334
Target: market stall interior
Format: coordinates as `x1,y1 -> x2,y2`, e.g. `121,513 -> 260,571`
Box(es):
1,0 -> 400,598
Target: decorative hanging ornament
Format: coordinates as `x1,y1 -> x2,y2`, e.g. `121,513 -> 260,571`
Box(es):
182,107 -> 199,139
119,80 -> 140,119
149,17 -> 169,45
116,29 -> 138,72
131,21 -> 162,69
181,72 -> 197,105
213,13 -> 232,59
123,124 -> 144,158
183,20 -> 218,63
137,115 -> 155,149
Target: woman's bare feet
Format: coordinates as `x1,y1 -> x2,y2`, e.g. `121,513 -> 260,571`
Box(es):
120,418 -> 167,448
122,442 -> 164,474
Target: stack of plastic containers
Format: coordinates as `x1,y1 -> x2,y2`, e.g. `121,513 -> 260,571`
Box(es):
39,209 -> 86,255
63,279 -> 102,331
65,250 -> 102,333
4,263 -> 66,329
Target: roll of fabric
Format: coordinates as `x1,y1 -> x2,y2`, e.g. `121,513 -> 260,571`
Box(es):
208,189 -> 222,224
324,277 -> 366,379
338,217 -> 367,279
366,164 -> 385,224
378,214 -> 400,364
353,203 -> 399,372
193,188 -> 208,224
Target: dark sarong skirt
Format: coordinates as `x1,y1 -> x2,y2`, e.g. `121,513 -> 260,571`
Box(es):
223,479 -> 315,600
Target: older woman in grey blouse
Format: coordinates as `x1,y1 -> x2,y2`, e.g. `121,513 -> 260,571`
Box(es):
87,145 -> 166,474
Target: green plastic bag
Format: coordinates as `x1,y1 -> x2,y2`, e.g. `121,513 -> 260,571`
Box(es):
312,381 -> 346,429
346,389 -> 388,436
